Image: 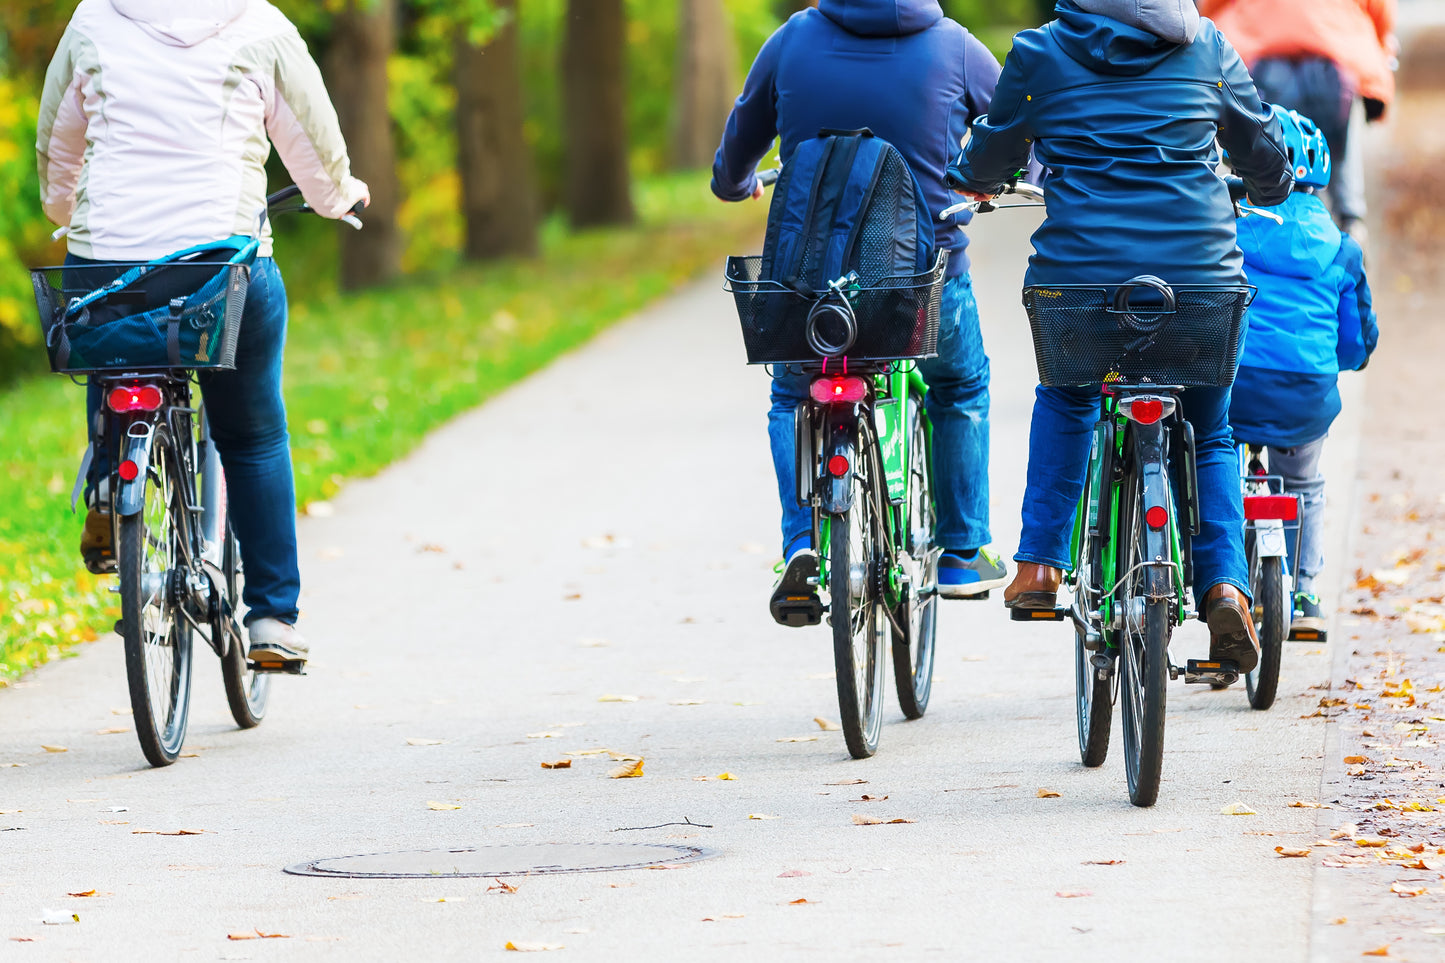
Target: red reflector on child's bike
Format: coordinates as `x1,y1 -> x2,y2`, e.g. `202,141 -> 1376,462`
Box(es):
828,454 -> 850,477
118,460 -> 140,482
1145,505 -> 1168,529
108,384 -> 163,413
1243,494 -> 1298,521
810,376 -> 867,405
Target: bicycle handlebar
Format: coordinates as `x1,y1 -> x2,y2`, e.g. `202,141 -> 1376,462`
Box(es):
265,185 -> 365,230
756,168 -> 780,189
938,181 -> 1045,221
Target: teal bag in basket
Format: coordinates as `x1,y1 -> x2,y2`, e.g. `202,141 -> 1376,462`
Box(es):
35,236 -> 258,373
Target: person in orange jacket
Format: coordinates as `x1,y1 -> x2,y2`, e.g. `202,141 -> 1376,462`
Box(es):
1198,0 -> 1397,246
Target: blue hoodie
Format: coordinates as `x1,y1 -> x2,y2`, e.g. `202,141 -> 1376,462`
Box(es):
710,0 -> 1001,275
951,0 -> 1293,286
1228,191 -> 1377,448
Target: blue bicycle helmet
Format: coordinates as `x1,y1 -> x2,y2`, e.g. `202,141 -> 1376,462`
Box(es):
1273,106 -> 1331,191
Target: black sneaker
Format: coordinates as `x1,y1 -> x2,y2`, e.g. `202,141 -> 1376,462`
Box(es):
770,550 -> 823,627
1289,592 -> 1328,642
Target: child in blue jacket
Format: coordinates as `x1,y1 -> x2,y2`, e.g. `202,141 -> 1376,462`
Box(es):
1229,108 -> 1378,638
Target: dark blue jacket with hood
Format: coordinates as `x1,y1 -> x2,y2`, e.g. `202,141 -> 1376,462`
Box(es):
1228,191 -> 1377,448
952,0 -> 1293,286
710,0 -> 1002,276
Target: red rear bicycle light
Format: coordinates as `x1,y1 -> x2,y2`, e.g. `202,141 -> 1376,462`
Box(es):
108,384 -> 163,413
1243,495 -> 1299,521
1145,505 -> 1169,529
1126,398 -> 1164,425
810,376 -> 867,404
828,454 -> 850,477
118,460 -> 140,482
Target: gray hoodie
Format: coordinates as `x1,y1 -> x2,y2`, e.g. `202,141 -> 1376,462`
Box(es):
1071,0 -> 1200,45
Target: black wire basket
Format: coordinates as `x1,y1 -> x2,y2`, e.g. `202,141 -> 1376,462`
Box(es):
724,251 -> 948,364
1021,283 -> 1255,387
32,260 -> 249,375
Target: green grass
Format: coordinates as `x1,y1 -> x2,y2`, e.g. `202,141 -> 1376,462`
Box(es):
0,171 -> 762,680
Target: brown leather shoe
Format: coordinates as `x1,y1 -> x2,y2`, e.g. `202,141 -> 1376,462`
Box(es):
80,508 -> 115,575
1204,583 -> 1260,674
1003,563 -> 1063,610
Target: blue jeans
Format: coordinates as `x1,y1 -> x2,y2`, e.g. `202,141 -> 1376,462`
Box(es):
768,273 -> 991,554
1017,383 -> 1248,601
1262,436 -> 1327,595
80,256 -> 300,625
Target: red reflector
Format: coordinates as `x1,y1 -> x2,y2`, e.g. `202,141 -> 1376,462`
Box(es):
1129,398 -> 1164,424
828,454 -> 850,477
1145,505 -> 1168,529
118,460 -> 140,482
108,384 -> 163,412
810,376 -> 867,404
1243,494 -> 1298,521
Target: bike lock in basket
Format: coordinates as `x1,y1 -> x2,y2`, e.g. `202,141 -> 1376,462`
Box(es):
725,250 -> 948,364
1021,277 -> 1255,387
32,235 -> 258,374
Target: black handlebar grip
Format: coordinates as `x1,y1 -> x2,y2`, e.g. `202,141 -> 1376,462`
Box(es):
756,169 -> 780,188
1223,175 -> 1249,202
943,164 -> 967,192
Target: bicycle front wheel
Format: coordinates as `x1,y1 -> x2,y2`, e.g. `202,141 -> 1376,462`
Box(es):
892,400 -> 937,720
831,453 -> 888,759
1246,555 -> 1284,710
1118,483 -> 1168,807
117,428 -> 193,767
219,520 -> 270,728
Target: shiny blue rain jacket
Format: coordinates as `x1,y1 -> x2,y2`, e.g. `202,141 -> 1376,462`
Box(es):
951,0 -> 1293,286
1229,191 -> 1377,448
710,0 -> 1001,276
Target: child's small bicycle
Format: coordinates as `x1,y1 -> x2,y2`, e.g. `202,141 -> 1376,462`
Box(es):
1234,443 -> 1304,710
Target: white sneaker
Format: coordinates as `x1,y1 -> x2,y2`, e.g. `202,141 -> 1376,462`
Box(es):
248,618 -> 309,664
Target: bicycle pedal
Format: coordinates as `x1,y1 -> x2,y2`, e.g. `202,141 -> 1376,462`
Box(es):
1288,628 -> 1327,643
1184,658 -> 1239,687
248,659 -> 306,675
771,595 -> 824,628
958,590 -> 991,601
1009,606 -> 1068,622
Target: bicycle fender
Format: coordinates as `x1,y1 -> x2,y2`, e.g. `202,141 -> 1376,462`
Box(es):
819,417 -> 856,515
115,424 -> 156,517
1134,422 -> 1175,600
1254,520 -> 1288,558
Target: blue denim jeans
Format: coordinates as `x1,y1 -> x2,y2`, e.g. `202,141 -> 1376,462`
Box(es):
80,256 -> 300,625
768,273 -> 991,554
1017,383 -> 1249,601
1262,435 -> 1327,595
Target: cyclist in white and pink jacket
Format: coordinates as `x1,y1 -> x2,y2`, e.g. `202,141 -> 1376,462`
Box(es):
38,0 -> 370,666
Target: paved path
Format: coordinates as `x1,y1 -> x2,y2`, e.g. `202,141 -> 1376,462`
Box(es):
0,204 -> 1366,960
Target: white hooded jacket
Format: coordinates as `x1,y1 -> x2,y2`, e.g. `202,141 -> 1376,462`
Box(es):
37,0 -> 368,259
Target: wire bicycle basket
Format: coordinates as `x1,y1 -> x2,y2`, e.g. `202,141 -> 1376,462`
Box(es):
1022,280 -> 1255,387
724,251 -> 948,365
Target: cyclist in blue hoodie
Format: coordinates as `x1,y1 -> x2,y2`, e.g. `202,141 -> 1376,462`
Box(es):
949,0 -> 1293,673
711,0 -> 1009,620
1228,109 -> 1377,639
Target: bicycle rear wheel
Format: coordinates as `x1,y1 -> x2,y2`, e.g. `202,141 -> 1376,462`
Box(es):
832,447 -> 888,759
219,520 -> 270,728
1246,555 -> 1284,710
1118,481 -> 1168,808
117,427 -> 193,767
1072,533 -> 1111,767
892,401 -> 937,720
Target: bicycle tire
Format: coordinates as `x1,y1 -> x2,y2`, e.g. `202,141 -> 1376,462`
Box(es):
117,427 -> 193,767
219,519 -> 270,728
1073,537 -> 1112,767
1246,555 -> 1284,711
831,448 -> 888,759
892,401 -> 937,720
1118,480 -> 1168,808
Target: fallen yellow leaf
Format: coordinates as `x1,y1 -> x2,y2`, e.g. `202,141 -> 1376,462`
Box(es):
1220,802 -> 1257,816
597,694 -> 638,703
716,772 -> 736,781
1356,838 -> 1389,848
1037,788 -> 1061,798
608,758 -> 644,779
1275,847 -> 1312,858
41,745 -> 68,753
1343,755 -> 1371,765
813,717 -> 841,731
228,930 -> 289,941
505,941 -> 564,952
94,727 -> 129,735
1288,801 -> 1323,808
747,813 -> 780,820
427,801 -> 462,811
540,760 -> 571,769
1390,882 -> 1428,897
1362,946 -> 1390,956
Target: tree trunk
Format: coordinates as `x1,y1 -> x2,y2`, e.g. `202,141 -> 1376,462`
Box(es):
454,0 -> 538,260
561,0 -> 634,228
670,0 -> 738,169
325,0 -> 402,290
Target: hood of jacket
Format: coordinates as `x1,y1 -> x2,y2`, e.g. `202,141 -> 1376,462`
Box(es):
817,0 -> 943,38
109,0 -> 248,47
1052,0 -> 1196,75
1236,191 -> 1343,281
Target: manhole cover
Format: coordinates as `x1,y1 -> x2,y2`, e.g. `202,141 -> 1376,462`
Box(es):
284,842 -> 716,879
